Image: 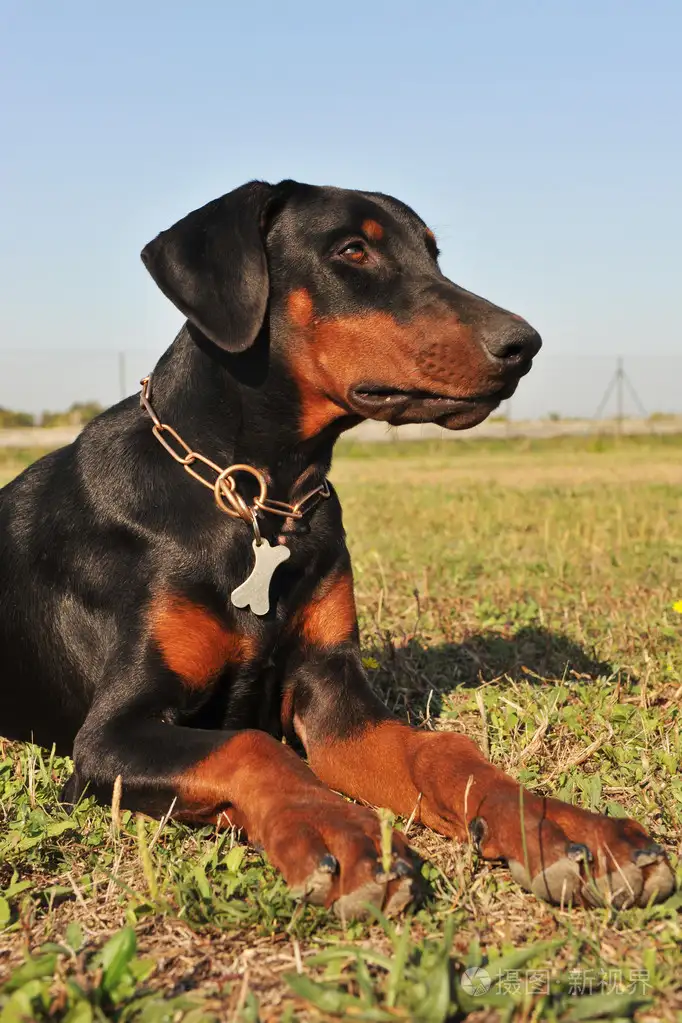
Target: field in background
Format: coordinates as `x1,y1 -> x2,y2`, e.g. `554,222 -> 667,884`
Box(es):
0,448 -> 56,488
1,435 -> 681,1021
2,412 -> 682,458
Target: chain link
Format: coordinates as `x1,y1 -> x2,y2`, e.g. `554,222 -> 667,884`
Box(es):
139,376 -> 330,524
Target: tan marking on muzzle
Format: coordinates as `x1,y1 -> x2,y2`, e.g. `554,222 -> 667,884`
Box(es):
286,310 -> 493,440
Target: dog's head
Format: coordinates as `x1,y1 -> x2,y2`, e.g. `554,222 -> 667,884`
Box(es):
142,180 -> 541,439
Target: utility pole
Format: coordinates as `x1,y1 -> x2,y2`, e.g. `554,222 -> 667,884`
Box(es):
593,355 -> 647,434
118,352 -> 126,401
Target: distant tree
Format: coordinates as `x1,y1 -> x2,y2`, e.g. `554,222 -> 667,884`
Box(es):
0,407 -> 35,428
41,401 -> 104,427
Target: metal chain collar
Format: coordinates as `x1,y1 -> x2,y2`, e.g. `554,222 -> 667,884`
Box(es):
139,375 -> 330,536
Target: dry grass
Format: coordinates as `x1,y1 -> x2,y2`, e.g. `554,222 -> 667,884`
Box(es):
1,433 -> 681,1021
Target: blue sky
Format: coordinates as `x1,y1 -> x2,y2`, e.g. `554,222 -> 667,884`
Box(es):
1,0 -> 681,415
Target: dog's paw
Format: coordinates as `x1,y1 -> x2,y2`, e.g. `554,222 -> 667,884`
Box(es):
264,796 -> 422,918
503,811 -> 675,908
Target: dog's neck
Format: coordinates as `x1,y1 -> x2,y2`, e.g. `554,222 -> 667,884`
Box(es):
146,325 -> 350,500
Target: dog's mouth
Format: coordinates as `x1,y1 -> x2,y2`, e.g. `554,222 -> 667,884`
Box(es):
348,383 -> 517,429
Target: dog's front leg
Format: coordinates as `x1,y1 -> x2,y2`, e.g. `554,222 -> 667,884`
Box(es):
300,717 -> 673,907
67,624 -> 415,919
287,569 -> 674,909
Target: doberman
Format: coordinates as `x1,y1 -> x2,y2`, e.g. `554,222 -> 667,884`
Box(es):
0,180 -> 673,916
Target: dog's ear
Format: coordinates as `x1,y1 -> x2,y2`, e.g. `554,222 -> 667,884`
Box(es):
141,180 -> 279,353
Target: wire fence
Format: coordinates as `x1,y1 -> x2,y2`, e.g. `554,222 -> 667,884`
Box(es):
0,349 -> 681,436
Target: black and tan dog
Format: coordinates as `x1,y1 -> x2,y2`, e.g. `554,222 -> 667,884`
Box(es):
0,180 -> 673,915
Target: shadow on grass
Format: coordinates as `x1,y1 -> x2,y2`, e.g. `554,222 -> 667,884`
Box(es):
365,626 -> 619,720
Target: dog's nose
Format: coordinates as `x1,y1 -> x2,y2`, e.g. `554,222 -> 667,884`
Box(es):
482,322 -> 542,366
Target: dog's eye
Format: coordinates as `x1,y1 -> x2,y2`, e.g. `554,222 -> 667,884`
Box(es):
338,242 -> 368,264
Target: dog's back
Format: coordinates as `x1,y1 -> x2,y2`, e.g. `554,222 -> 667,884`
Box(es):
0,423 -> 129,751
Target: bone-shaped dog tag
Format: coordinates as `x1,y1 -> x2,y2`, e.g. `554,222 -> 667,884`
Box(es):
230,538 -> 290,616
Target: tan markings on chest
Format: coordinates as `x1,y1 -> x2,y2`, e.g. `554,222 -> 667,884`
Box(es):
297,570 -> 357,648
151,594 -> 258,687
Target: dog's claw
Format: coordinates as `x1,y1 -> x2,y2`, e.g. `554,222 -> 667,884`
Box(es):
376,853 -> 413,884
292,856 -> 338,904
632,844 -> 664,867
567,842 -> 592,864
319,853 -> 338,874
395,857 -> 412,877
469,816 -> 487,851
329,851 -> 420,919
384,876 -> 416,917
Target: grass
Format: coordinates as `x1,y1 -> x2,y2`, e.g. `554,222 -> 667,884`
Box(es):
0,449 -> 56,489
1,433 -> 681,1022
